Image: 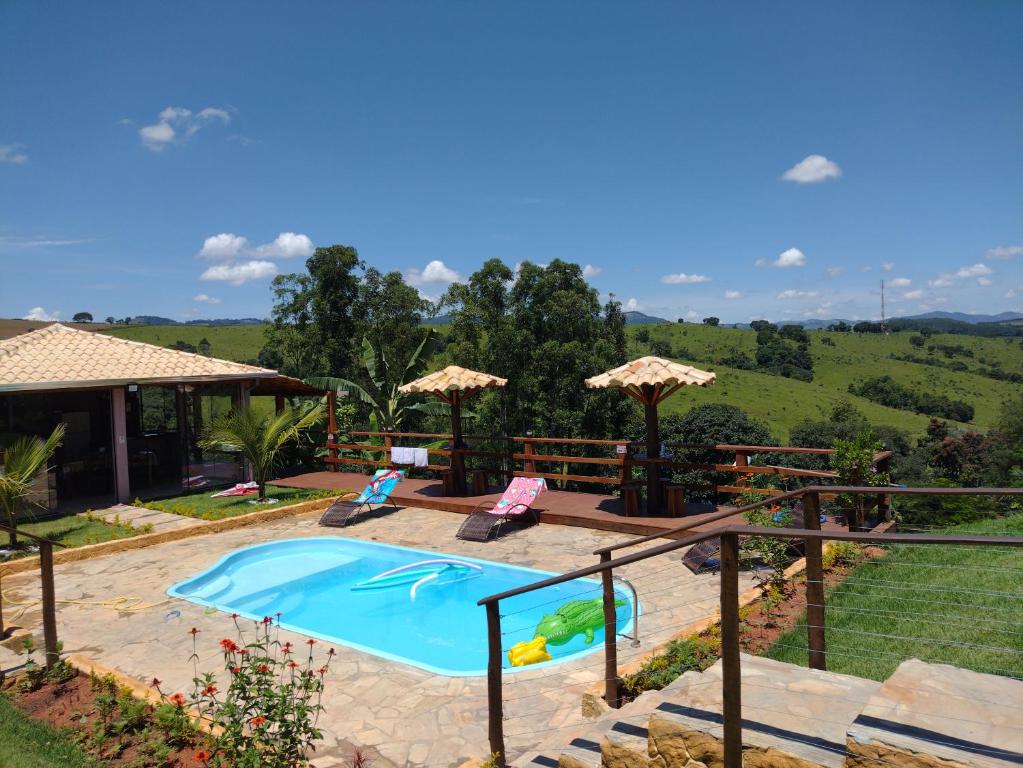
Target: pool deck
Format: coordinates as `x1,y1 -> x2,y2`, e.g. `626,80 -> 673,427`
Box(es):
275,470 -> 745,538
0,505 -> 755,767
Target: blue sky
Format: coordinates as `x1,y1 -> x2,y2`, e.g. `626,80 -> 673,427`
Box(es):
1,1 -> 1021,324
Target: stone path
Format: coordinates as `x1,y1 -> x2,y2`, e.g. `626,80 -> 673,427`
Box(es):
4,505 -> 752,767
79,503 -> 200,534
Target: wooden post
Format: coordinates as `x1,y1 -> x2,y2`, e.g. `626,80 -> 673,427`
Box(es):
735,450 -> 748,491
486,601 -> 506,766
450,393 -> 467,494
382,431 -> 394,468
326,390 -> 338,472
111,387 -> 131,503
274,395 -> 286,414
803,491 -> 826,670
720,532 -> 742,768
523,439 -> 536,475
600,553 -> 620,707
876,454 -> 892,520
39,541 -> 58,669
643,388 -> 661,514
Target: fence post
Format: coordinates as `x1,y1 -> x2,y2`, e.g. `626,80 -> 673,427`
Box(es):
382,431 -> 394,468
523,439 -> 536,475
326,390 -> 338,472
486,601 -> 506,766
600,553 -> 621,707
803,491 -> 826,670
720,531 -> 742,768
39,541 -> 59,669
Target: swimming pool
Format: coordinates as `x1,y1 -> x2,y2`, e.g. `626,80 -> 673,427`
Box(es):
167,537 -> 635,676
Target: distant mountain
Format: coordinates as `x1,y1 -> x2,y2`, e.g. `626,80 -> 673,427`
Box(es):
901,311 -> 1023,325
124,316 -> 267,326
624,311 -> 670,325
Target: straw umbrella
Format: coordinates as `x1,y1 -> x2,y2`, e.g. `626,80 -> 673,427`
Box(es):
399,365 -> 507,494
585,356 -> 715,514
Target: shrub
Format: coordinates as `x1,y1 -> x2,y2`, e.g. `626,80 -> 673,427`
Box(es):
621,635 -> 718,695
822,541 -> 863,569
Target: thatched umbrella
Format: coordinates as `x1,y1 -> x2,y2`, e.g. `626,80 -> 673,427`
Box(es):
399,365 -> 507,494
586,356 -> 715,514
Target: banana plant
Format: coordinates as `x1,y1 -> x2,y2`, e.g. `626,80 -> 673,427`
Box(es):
306,332 -> 449,433
0,423 -> 65,549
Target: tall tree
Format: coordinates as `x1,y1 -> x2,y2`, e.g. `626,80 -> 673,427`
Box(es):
440,259 -> 631,438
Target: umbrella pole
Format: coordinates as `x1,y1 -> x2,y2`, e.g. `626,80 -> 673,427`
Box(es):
450,392 -> 467,495
645,400 -> 661,515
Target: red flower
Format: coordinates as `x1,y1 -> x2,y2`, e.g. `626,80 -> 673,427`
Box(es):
287,661 -> 300,669
250,716 -> 266,727
202,684 -> 218,695
328,648 -> 336,656
261,616 -> 273,625
238,649 -> 249,656
150,677 -> 162,688
195,749 -> 210,761
229,613 -> 239,619
230,666 -> 241,674
318,666 -> 328,676
188,627 -> 200,635
275,612 -> 282,618
257,664 -> 270,673
305,638 -> 316,646
219,638 -> 240,653
169,692 -> 187,708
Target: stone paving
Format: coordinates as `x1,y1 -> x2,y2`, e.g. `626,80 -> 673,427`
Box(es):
4,506 -> 753,767
80,503 -> 201,534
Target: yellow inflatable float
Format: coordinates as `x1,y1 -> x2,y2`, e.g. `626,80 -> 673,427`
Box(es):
507,636 -> 551,667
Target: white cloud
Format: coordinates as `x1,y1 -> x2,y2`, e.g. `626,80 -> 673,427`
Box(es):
0,143 -> 29,164
200,260 -> 277,285
660,272 -> 711,284
756,248 -> 806,269
23,306 -> 60,321
625,298 -> 640,311
686,310 -> 699,320
198,233 -> 249,260
777,289 -> 819,299
405,259 -> 462,286
929,274 -> 955,288
582,264 -> 603,278
889,277 -> 912,288
139,105 -> 231,151
977,277 -> 993,287
781,154 -> 842,184
722,290 -> 743,300
881,262 -> 894,272
825,266 -> 845,278
1006,289 -> 1018,299
986,245 -> 1023,260
955,263 -> 992,278
193,293 -> 221,304
904,290 -> 924,300
254,232 -> 314,259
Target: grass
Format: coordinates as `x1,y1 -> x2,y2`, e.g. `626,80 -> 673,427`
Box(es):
2,516 -> 140,559
101,324 -> 267,363
763,513 -> 1023,681
0,695 -> 98,768
136,484 -> 339,520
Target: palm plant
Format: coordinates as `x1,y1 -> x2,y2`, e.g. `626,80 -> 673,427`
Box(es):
0,424 -> 65,549
200,404 -> 324,501
306,332 -> 447,432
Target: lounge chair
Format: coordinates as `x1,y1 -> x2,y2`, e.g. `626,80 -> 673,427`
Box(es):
682,503 -> 819,573
456,476 -> 546,542
319,469 -> 405,528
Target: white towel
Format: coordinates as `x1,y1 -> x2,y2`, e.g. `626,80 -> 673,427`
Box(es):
410,447 -> 428,467
391,446 -> 428,467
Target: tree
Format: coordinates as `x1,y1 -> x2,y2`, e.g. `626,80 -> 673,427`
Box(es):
702,316 -> 720,326
676,318 -> 685,324
306,333 -> 442,432
649,339 -> 673,358
0,424 -> 65,548
200,405 -> 324,501
72,312 -> 93,323
197,337 -> 212,356
635,328 -> 650,343
104,316 -> 115,324
909,335 -> 925,348
440,258 -> 632,439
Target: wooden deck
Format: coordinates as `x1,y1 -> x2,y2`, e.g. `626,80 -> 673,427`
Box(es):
274,470 -> 747,538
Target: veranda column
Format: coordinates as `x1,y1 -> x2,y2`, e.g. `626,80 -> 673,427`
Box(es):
111,387 -> 131,503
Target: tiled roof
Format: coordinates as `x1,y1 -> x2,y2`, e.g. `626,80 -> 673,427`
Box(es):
585,356 -> 715,392
398,365 -> 507,395
0,324 -> 278,392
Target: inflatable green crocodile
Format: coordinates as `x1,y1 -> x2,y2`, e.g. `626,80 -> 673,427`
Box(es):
534,597 -> 625,646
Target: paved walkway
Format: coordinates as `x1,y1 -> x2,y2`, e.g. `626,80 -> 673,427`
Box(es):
5,506 -> 752,767
79,503 -> 200,533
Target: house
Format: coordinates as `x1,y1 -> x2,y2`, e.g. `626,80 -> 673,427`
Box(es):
0,324 -> 325,512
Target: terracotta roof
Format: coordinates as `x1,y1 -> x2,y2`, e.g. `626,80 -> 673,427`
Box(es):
398,365 -> 507,395
0,324 -> 280,392
585,356 -> 716,393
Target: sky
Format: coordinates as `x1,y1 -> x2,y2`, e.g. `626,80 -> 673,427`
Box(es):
1,1 -> 1021,324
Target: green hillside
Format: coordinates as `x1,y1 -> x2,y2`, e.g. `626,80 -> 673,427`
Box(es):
103,322 -> 1023,441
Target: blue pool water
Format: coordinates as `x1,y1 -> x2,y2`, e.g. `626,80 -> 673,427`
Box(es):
167,537 -> 635,676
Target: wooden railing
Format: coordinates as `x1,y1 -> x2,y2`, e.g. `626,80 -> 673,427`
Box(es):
477,486 -> 1023,766
0,523 -> 66,668
322,431 -> 891,499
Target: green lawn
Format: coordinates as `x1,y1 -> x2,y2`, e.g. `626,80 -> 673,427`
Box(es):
0,695 -> 98,768
138,484 -> 340,520
763,513 -> 1023,681
3,516 -> 139,560
102,324 -> 267,363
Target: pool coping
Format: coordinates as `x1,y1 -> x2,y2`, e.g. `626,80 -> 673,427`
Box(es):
0,495 -> 344,578
166,536 -> 638,678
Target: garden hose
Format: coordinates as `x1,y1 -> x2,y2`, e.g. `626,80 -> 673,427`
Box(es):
1,588 -> 172,622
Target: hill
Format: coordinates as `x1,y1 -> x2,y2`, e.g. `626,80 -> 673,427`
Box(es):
903,311 -> 1023,324
0,319 -> 114,341
623,311 -> 670,325
101,321 -> 1023,442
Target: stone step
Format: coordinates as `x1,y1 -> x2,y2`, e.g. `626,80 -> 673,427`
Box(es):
847,658 -> 1023,768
